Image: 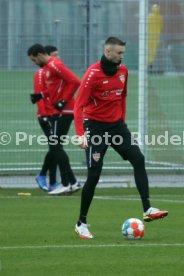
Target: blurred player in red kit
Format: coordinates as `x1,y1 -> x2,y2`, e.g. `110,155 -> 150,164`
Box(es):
28,44 -> 81,195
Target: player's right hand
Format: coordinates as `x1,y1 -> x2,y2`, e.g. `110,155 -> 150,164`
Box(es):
38,116 -> 48,124
30,93 -> 43,104
53,100 -> 67,111
78,135 -> 88,149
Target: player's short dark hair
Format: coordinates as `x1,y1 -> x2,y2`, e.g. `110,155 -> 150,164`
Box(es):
27,44 -> 46,56
44,45 -> 58,55
105,37 -> 126,46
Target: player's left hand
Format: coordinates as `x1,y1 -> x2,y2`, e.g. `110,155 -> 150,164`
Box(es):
30,93 -> 43,104
53,100 -> 67,111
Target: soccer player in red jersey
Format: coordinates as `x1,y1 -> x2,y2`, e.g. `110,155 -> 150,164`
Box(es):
74,37 -> 168,239
32,62 -> 59,192
27,44 -> 81,194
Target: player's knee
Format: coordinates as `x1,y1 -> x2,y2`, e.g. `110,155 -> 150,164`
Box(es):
131,152 -> 145,168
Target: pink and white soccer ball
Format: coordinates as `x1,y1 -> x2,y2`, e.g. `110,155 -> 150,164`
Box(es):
122,218 -> 145,240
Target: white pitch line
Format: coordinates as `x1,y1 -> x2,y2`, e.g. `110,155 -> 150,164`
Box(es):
0,195 -> 183,203
0,243 -> 184,250
94,196 -> 184,204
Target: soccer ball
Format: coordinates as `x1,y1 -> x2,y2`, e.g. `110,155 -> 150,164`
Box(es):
121,218 -> 145,240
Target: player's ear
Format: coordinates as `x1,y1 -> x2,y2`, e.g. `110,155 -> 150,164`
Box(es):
104,47 -> 111,58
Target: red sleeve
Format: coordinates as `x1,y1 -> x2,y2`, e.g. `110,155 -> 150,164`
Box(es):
34,69 -> 45,93
121,70 -> 128,123
33,69 -> 46,116
121,94 -> 126,123
74,68 -> 95,136
49,60 -> 80,102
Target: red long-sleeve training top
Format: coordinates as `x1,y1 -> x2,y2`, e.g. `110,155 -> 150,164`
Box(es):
74,61 -> 128,136
43,57 -> 80,115
33,68 -> 57,117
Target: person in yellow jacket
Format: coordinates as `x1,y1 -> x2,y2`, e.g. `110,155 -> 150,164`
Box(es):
148,4 -> 163,72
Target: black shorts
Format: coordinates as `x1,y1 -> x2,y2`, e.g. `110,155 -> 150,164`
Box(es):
84,119 -> 140,168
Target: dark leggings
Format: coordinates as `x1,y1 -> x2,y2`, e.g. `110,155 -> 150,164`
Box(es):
39,114 -> 76,185
79,146 -> 150,223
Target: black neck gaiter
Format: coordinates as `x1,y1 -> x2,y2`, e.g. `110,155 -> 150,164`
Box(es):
100,55 -> 121,76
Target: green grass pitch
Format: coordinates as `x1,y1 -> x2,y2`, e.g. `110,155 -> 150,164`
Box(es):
0,187 -> 183,275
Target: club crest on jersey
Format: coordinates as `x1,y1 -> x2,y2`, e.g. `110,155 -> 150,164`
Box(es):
46,71 -> 50,78
92,152 -> 100,162
119,74 -> 125,83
